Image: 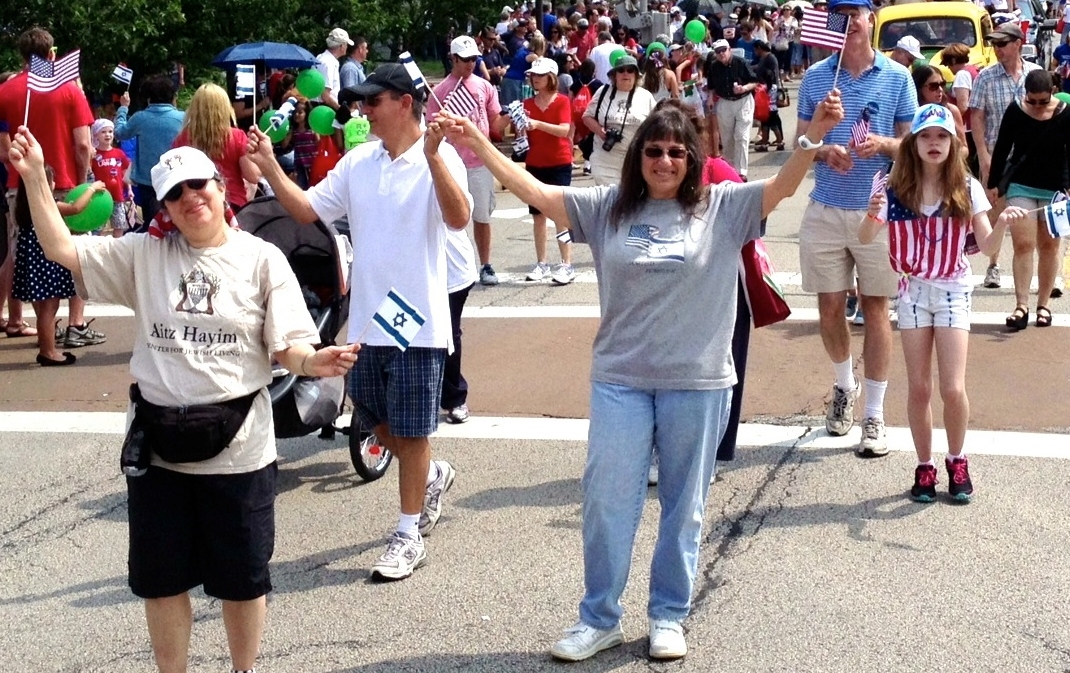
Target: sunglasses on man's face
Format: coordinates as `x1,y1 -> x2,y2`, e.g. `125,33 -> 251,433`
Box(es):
990,39 -> 1011,48
643,146 -> 688,160
163,179 -> 210,203
364,93 -> 396,107
714,47 -> 728,54
1025,97 -> 1051,106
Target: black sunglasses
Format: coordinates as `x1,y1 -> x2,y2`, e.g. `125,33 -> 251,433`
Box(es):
714,47 -> 728,54
457,56 -> 477,63
163,179 -> 210,203
925,81 -> 944,92
1025,97 -> 1051,106
617,66 -> 639,74
990,39 -> 1011,48
643,146 -> 688,159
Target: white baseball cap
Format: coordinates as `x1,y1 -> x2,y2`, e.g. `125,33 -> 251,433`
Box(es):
152,146 -> 219,201
712,39 -> 731,51
327,27 -> 354,47
503,4 -> 515,13
450,36 -> 481,58
895,35 -> 924,61
910,103 -> 956,136
528,57 -> 559,75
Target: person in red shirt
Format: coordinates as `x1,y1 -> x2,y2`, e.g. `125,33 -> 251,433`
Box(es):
90,119 -> 134,237
521,57 -> 576,285
0,27 -> 106,351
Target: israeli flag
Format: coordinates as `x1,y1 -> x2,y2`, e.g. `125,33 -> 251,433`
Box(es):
111,63 -> 133,86
398,52 -> 427,90
235,64 -> 256,99
372,288 -> 426,350
1047,200 -> 1070,238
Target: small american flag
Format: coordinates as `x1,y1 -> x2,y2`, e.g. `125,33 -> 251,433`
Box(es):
28,50 -> 81,93
800,9 -> 848,51
850,109 -> 871,147
442,80 -> 478,117
869,169 -> 887,200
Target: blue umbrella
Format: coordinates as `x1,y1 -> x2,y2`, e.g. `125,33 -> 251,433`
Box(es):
211,42 -> 318,69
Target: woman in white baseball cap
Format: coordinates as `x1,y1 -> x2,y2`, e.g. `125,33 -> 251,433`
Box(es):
6,130 -> 359,673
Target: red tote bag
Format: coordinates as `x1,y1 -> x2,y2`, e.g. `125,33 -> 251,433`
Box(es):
739,238 -> 791,328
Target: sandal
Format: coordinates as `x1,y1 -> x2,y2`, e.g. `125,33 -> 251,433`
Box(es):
1036,305 -> 1053,327
6,321 -> 38,337
754,143 -> 769,153
1005,306 -> 1029,331
36,352 -> 76,367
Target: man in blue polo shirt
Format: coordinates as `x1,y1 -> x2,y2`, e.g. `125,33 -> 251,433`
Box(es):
795,0 -> 916,457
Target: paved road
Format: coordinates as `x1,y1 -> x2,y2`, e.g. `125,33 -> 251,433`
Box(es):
2,91 -> 1070,672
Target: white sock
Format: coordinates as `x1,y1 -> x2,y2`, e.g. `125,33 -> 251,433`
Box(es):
397,513 -> 420,538
426,461 -> 439,487
833,357 -> 855,391
947,452 -> 966,462
862,378 -> 887,420
917,459 -> 934,467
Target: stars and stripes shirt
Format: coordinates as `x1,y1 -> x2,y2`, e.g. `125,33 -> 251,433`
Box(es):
879,179 -> 990,291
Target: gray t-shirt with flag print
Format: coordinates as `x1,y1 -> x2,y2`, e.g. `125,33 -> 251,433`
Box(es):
564,181 -> 764,390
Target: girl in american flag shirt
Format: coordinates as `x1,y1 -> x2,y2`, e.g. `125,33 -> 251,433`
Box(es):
859,103 -> 1028,504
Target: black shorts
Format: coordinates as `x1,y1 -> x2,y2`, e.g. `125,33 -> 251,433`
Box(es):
525,164 -> 573,215
127,463 -> 277,601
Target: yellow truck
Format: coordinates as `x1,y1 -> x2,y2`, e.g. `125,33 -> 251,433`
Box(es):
873,2 -> 997,74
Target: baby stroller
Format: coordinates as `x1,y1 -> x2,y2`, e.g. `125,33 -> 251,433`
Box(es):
237,196 -> 393,482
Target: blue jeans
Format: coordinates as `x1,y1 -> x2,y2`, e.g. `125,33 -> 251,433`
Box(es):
579,381 -> 732,629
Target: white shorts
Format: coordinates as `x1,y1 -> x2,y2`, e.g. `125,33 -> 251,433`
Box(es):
896,278 -> 972,331
467,165 -> 496,224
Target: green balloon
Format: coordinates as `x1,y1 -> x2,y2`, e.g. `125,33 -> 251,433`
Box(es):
685,19 -> 707,44
308,105 -> 337,136
647,41 -> 667,55
258,109 -> 290,144
296,69 -> 326,99
63,184 -> 113,233
609,48 -> 627,68
1056,92 -> 1070,105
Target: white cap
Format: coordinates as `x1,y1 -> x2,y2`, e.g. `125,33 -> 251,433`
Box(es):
670,5 -> 681,12
450,36 -> 481,58
528,57 -> 559,75
327,27 -> 354,47
152,147 -> 218,201
503,4 -> 515,12
91,119 -> 114,148
712,39 -> 731,51
895,35 -> 924,61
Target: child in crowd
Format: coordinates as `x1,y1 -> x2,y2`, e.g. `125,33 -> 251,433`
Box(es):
860,104 -> 1026,503
288,99 -> 317,188
90,119 -> 134,237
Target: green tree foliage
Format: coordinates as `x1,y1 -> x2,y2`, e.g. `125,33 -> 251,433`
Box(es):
0,0 -> 499,91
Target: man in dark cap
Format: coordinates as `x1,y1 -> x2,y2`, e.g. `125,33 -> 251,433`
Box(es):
247,64 -> 473,581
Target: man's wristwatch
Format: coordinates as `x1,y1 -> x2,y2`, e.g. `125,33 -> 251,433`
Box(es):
797,135 -> 823,151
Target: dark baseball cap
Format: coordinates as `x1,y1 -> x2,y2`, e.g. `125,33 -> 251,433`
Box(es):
986,23 -> 1024,42
347,63 -> 422,100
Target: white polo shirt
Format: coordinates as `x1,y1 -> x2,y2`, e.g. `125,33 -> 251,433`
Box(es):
306,137 -> 471,349
315,50 -> 342,102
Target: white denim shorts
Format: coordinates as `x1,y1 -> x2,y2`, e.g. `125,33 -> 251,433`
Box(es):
896,277 -> 972,331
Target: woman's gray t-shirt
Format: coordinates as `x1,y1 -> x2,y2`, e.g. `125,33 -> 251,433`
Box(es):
564,181 -> 764,390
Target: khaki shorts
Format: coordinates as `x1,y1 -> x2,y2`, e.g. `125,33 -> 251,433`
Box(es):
467,165 -> 496,224
799,200 -> 899,297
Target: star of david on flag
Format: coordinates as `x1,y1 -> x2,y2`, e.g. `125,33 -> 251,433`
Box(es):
372,288 -> 426,350
1045,196 -> 1070,239
625,224 -> 685,262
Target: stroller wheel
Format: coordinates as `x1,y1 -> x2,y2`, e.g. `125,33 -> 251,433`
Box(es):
350,424 -> 393,482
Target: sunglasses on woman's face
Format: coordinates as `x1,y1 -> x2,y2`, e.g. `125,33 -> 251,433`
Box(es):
457,56 -> 477,63
925,81 -> 944,92
643,146 -> 688,159
163,179 -> 210,203
618,67 -> 638,74
1025,96 -> 1051,106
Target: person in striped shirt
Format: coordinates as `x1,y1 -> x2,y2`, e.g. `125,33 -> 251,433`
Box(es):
859,103 -> 1026,503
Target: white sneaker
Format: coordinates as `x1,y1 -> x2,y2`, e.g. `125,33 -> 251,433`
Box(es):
419,460 -> 456,536
648,619 -> 687,659
550,621 -> 623,661
550,262 -> 576,285
856,416 -> 889,457
648,453 -> 659,486
371,532 -> 426,580
825,383 -> 858,437
526,262 -> 551,281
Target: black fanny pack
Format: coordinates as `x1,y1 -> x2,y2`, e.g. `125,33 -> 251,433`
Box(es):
130,383 -> 259,463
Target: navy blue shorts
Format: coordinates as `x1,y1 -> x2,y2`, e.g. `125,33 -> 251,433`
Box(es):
525,164 -> 573,215
349,345 -> 446,437
127,463 -> 277,601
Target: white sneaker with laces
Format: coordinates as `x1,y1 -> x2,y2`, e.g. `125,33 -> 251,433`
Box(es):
419,460 -> 456,536
371,532 -> 426,580
549,621 -> 623,661
648,619 -> 687,659
550,263 -> 576,285
526,262 -> 551,281
825,383 -> 858,437
856,416 -> 889,457
983,263 -> 1001,289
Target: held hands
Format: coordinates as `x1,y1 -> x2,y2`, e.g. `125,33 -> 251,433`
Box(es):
996,205 -> 1030,227
119,91 -> 131,108
6,127 -> 46,178
244,127 -> 276,169
808,89 -> 844,140
304,343 -> 361,378
867,191 -> 886,222
850,134 -> 883,159
89,181 -> 108,194
435,111 -> 482,150
424,117 -> 447,156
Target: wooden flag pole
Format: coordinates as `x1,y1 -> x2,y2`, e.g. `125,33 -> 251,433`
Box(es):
22,87 -> 30,127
